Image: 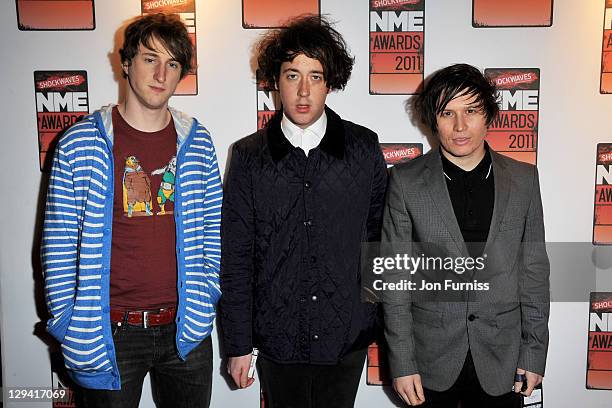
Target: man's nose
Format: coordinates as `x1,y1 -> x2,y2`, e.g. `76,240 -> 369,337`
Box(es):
298,79 -> 310,97
154,63 -> 166,83
453,113 -> 467,132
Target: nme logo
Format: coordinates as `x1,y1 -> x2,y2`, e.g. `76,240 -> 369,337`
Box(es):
370,11 -> 424,32
498,90 -> 539,111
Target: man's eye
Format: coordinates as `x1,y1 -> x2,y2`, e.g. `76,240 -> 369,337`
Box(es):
169,62 -> 180,69
287,74 -> 298,80
144,57 -> 155,63
312,74 -> 322,81
442,111 -> 453,117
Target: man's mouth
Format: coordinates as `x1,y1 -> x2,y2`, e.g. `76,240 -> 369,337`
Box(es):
296,105 -> 310,113
150,86 -> 165,93
453,137 -> 470,145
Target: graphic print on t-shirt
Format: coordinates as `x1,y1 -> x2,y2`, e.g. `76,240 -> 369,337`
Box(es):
151,156 -> 177,215
122,155 -> 153,217
122,154 -> 177,217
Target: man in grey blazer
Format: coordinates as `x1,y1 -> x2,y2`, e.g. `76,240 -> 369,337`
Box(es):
381,64 -> 550,407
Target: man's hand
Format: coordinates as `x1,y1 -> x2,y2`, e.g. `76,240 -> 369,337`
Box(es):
228,354 -> 255,389
514,368 -> 543,396
393,374 -> 425,406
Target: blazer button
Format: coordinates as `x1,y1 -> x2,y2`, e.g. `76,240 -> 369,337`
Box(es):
304,220 -> 312,226
468,314 -> 477,321
304,181 -> 311,188
311,295 -> 318,301
312,334 -> 319,341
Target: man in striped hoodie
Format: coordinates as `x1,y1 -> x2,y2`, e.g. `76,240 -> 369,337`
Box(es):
41,13 -> 222,408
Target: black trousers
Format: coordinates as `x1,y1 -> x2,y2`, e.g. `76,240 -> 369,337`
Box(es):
257,348 -> 367,408
80,323 -> 212,408
423,351 -> 521,408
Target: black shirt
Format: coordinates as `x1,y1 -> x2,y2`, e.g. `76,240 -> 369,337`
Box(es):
441,147 -> 494,257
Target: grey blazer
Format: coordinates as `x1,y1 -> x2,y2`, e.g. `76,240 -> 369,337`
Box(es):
381,148 -> 550,396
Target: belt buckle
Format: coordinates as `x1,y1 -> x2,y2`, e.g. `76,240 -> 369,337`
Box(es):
143,311 -> 150,328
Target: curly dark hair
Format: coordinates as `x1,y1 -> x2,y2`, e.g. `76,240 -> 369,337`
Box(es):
120,13 -> 193,79
256,14 -> 354,91
415,64 -> 499,135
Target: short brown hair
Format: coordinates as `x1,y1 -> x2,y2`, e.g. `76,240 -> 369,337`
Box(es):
120,13 -> 193,79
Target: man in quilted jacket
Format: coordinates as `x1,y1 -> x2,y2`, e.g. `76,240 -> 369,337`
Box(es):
220,14 -> 388,408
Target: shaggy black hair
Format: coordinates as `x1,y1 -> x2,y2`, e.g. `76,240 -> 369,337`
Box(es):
256,14 -> 354,91
415,64 -> 499,134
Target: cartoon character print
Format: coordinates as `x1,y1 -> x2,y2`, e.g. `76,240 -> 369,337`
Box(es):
122,155 -> 153,217
151,156 -> 176,215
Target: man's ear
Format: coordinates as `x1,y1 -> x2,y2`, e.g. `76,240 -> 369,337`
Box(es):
122,61 -> 130,77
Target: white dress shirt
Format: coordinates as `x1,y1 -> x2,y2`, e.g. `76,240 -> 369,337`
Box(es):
280,112 -> 327,157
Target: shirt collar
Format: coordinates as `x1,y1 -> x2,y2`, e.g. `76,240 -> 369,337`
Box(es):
281,111 -> 327,147
441,144 -> 492,181
267,106 -> 344,163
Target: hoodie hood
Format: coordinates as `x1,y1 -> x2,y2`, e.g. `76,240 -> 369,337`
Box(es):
90,104 -> 196,149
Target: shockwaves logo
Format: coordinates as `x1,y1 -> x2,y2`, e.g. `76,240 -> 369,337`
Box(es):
34,70 -> 89,172
485,68 -> 540,166
369,0 -> 424,95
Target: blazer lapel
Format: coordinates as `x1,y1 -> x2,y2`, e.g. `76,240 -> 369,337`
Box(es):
422,150 -> 469,256
484,150 -> 511,251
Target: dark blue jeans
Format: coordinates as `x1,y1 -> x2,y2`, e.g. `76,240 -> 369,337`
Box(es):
81,322 -> 212,408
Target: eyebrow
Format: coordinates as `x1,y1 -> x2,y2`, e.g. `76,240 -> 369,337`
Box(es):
281,67 -> 324,75
141,51 -> 179,62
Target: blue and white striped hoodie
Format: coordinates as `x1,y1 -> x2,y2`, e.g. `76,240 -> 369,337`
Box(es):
41,105 -> 222,390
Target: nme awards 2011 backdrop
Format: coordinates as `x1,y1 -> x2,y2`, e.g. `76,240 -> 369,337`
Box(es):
593,144 -> 612,244
485,68 -> 540,165
369,0 -> 424,95
472,0 -> 553,28
141,0 -> 197,95
242,0 -> 320,28
34,70 -> 89,172
16,0 -> 95,30
587,293 -> 612,390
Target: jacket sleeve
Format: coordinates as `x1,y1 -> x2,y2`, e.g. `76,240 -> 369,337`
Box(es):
41,142 -> 79,342
220,144 -> 255,357
366,137 -> 388,242
202,137 -> 223,305
518,167 -> 550,375
381,166 -> 419,378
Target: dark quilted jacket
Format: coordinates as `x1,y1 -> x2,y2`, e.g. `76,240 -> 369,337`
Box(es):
220,107 -> 388,364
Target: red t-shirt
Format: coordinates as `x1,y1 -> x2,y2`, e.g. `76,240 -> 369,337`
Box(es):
110,107 -> 178,311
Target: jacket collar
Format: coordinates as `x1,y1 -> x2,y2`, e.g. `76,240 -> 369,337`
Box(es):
420,143 -> 511,256
268,106 -> 345,162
